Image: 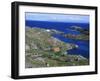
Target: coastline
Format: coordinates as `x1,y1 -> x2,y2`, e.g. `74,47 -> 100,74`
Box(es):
25,26 -> 89,68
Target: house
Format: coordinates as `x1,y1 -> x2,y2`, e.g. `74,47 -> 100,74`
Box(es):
52,47 -> 60,52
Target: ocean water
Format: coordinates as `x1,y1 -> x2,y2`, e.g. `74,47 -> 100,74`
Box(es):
25,20 -> 89,58
53,34 -> 89,58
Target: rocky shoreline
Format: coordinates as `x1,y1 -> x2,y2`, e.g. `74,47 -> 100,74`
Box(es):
25,27 -> 89,68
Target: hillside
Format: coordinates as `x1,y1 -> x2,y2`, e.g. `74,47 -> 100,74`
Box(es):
25,27 -> 89,68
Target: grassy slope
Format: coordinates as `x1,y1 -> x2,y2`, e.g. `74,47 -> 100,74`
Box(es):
25,27 -> 89,68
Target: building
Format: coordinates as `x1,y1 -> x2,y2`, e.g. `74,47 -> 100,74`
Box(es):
52,47 -> 60,52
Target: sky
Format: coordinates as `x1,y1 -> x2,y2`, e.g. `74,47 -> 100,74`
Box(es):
25,12 -> 89,23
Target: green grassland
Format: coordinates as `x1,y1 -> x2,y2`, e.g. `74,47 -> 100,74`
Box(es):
25,27 -> 89,68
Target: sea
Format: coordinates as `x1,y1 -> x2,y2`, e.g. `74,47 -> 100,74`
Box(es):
25,20 -> 89,58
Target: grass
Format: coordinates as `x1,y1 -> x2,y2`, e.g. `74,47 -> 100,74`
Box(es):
25,27 -> 89,68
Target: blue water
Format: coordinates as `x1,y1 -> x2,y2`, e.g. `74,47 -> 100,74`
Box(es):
26,20 -> 89,58
53,34 -> 89,58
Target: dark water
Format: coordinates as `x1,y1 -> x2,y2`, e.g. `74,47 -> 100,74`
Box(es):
26,20 -> 89,58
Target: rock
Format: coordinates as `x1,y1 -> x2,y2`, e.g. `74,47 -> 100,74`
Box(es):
31,43 -> 38,49
25,44 -> 30,51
